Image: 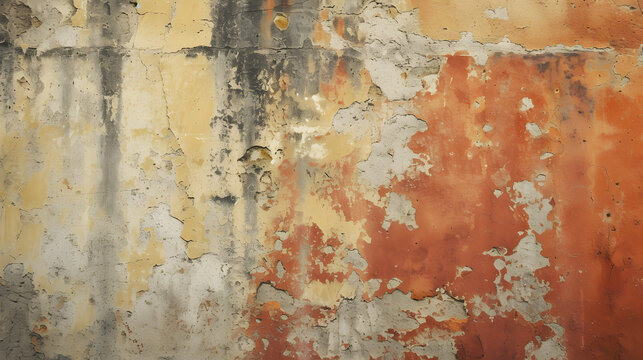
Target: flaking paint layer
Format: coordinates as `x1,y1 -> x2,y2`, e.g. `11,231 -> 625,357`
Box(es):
1,1 -> 642,359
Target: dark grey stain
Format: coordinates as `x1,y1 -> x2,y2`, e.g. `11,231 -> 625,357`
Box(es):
0,265 -> 73,359
58,49 -> 75,135
0,264 -> 39,359
207,1 -> 335,241
87,46 -> 123,360
210,0 -> 241,48
210,0 -> 320,50
0,1 -> 34,46
98,47 -> 123,214
88,0 -> 134,46
0,42 -> 15,111
212,194 -> 238,206
537,61 -> 550,73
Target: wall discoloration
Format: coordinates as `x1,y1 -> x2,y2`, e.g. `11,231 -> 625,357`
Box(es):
1,0 -> 642,359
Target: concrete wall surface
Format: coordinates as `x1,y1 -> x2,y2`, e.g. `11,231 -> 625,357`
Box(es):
1,1 -> 642,359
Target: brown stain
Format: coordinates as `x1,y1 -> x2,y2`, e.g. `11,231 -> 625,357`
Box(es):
62,178 -> 72,190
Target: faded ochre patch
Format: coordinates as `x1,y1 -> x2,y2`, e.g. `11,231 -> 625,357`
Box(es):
134,0 -> 213,51
71,0 -> 88,27
72,288 -> 95,333
408,0 -> 642,49
159,53 -> 217,259
19,171 -> 48,210
116,228 -> 165,309
14,223 -> 44,271
302,193 -> 369,247
302,279 -> 358,307
0,205 -> 22,268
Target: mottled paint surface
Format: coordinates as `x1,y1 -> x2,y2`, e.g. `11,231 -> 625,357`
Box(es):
0,1 -> 642,359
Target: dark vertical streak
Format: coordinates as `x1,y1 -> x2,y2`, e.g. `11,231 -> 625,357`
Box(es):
0,264 -> 39,359
59,49 -> 74,136
89,46 -> 123,359
98,47 -> 123,213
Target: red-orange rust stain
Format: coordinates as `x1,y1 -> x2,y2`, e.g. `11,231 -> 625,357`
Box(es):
333,17 -> 345,39
244,52 -> 642,360
544,59 -> 643,359
320,59 -> 351,106
313,22 -> 331,46
395,316 -> 468,345
259,0 -> 274,47
322,53 -> 639,358
245,301 -> 332,359
403,352 -> 436,360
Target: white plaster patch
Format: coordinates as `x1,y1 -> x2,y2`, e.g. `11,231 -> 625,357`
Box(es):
256,283 -> 298,315
291,288 -> 467,360
472,234 -> 552,323
365,278 -> 382,297
422,74 -> 440,95
485,7 -> 509,20
456,266 -> 473,278
291,125 -> 328,160
382,192 -> 418,231
525,324 -> 567,360
276,261 -> 286,279
332,101 -> 372,140
512,181 -> 553,234
357,114 -> 429,188
387,278 -> 402,289
540,152 -> 554,160
308,143 -> 328,160
344,249 -> 368,271
526,122 -> 543,138
520,97 -> 534,112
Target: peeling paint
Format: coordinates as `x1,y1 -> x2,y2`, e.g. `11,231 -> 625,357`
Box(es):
1,1 -> 642,359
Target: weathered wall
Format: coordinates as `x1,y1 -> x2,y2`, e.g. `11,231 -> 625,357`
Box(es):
0,0 -> 641,359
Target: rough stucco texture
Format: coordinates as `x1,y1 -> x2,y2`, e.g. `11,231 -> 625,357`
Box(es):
0,1 -> 642,359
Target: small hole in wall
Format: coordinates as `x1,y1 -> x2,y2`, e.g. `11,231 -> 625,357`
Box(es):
606,213 -> 611,217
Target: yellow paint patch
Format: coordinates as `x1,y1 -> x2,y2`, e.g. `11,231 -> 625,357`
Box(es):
71,0 -> 88,27
302,279 -> 357,306
134,0 -> 213,51
72,289 -> 95,333
160,53 -> 217,259
15,223 -> 44,268
116,228 -> 165,309
408,0 -> 640,50
20,171 -> 47,210
1,204 -> 21,246
274,13 -> 289,30
301,193 -> 369,247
